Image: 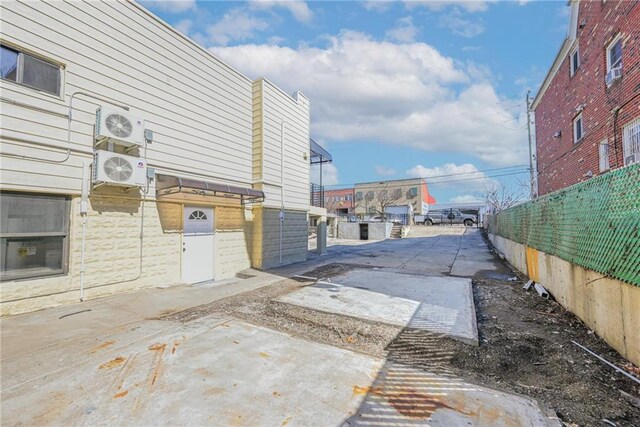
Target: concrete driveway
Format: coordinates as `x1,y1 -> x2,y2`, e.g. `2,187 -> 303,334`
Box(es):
1,227 -> 558,426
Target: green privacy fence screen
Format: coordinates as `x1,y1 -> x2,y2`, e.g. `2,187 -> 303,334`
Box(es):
488,163 -> 640,286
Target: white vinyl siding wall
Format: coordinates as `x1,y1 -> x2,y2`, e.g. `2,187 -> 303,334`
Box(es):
0,0 -> 253,195
259,79 -> 310,211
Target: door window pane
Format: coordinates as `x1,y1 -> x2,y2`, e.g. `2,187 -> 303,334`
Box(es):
0,45 -> 18,81
22,53 -> 60,95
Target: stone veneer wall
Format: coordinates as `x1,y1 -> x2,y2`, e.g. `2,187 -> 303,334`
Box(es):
256,208 -> 308,270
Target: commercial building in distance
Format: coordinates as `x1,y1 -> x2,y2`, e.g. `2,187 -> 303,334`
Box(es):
353,178 -> 436,218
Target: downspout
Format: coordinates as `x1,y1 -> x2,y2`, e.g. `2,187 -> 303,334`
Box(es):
280,121 -> 285,265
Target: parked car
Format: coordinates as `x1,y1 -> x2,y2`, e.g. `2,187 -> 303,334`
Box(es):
421,209 -> 476,227
370,215 -> 403,224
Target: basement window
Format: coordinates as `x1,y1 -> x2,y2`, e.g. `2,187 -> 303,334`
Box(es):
0,44 -> 62,96
0,192 -> 70,281
573,114 -> 584,143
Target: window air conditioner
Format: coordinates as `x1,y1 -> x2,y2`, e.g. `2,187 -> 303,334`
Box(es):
606,67 -> 622,86
95,106 -> 145,147
93,150 -> 147,187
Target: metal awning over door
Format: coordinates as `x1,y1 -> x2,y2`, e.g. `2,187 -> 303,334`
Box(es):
155,174 -> 265,204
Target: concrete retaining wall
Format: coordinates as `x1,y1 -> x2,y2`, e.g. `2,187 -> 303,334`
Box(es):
489,233 -> 640,366
338,222 -> 392,240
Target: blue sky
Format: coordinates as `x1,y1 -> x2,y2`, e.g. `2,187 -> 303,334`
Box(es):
141,0 -> 570,204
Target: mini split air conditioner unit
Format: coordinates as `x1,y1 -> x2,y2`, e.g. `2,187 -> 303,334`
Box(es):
95,106 -> 145,147
606,67 -> 622,86
93,150 -> 147,187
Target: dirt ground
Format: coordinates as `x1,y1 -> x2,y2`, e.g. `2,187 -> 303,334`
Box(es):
162,254 -> 640,426
444,234 -> 640,427
447,280 -> 640,426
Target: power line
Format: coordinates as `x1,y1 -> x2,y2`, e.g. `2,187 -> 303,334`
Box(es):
324,165 -> 530,188
427,170 -> 529,185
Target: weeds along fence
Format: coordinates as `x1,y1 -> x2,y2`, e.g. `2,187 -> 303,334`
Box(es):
487,163 -> 640,286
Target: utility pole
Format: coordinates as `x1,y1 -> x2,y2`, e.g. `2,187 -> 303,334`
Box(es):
526,90 -> 535,199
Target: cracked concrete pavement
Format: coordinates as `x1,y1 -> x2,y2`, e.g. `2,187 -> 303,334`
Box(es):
0,226 -> 559,426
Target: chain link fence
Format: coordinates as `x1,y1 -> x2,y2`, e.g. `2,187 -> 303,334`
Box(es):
488,163 -> 640,286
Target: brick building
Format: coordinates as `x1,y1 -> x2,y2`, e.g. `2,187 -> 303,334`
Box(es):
324,188 -> 355,215
531,0 -> 640,196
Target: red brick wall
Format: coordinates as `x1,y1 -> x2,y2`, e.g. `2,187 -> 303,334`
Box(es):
534,0 -> 640,195
324,188 -> 354,213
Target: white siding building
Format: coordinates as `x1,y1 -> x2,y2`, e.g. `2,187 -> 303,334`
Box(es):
0,0 -> 315,315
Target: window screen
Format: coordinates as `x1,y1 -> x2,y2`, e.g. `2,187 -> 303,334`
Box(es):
1,193 -> 70,280
21,54 -> 60,95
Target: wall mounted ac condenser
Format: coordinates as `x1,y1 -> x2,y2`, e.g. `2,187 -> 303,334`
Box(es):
93,150 -> 147,187
95,106 -> 145,147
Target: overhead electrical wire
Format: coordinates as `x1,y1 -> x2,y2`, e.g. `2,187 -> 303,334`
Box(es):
323,165 -> 530,189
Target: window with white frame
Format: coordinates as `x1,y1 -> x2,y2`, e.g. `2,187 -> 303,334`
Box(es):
606,36 -> 622,73
573,113 -> 584,143
0,192 -> 70,280
0,44 -> 62,96
622,117 -> 640,165
355,192 -> 363,201
599,140 -> 610,172
570,47 -> 579,76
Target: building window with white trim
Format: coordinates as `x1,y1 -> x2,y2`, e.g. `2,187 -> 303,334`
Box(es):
570,47 -> 579,76
1,192 -> 70,280
622,117 -> 640,166
573,113 -> 584,143
0,44 -> 62,96
607,36 -> 622,73
599,141 -> 610,172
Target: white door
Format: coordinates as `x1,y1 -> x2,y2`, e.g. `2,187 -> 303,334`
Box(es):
182,206 -> 214,284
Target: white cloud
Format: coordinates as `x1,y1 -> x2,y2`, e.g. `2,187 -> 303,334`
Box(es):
251,0 -> 313,23
406,163 -> 497,191
439,14 -> 485,37
450,194 -> 484,203
211,31 -> 528,165
375,165 -> 396,176
139,0 -> 196,13
311,163 -> 339,186
386,16 -> 419,43
362,1 -> 394,12
405,0 -> 491,13
174,18 -> 193,35
207,9 -> 268,46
